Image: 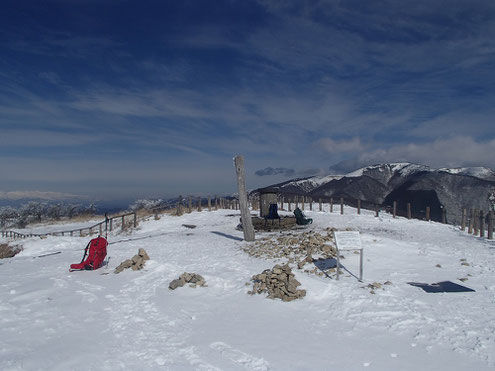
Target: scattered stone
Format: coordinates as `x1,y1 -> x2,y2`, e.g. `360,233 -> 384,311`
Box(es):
459,277 -> 468,282
169,272 -> 206,290
182,224 -> 197,229
461,262 -> 470,266
0,243 -> 22,259
114,249 -> 150,273
436,264 -> 442,268
384,281 -> 392,285
248,264 -> 306,302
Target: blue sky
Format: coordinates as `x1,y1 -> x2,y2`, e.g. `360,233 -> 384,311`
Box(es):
1,0 -> 495,201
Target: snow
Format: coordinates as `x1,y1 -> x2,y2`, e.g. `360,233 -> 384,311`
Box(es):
438,167 -> 495,179
1,207 -> 495,370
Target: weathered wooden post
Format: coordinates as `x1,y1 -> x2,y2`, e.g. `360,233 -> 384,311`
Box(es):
488,211 -> 494,240
375,207 -> 379,217
442,207 -> 447,224
480,210 -> 485,238
99,224 -> 102,235
426,206 -> 430,222
309,197 -> 313,211
208,196 -> 211,211
301,196 -> 305,211
70,231 -> 73,237
295,196 -> 299,209
319,198 -> 322,212
188,196 -> 192,213
473,208 -> 479,235
80,229 -> 83,236
340,198 -> 344,215
330,198 -> 333,213
461,208 -> 466,231
198,197 -> 202,212
133,213 -> 137,227
121,215 -> 125,231
468,209 -> 474,234
357,199 -> 361,215
177,195 -> 184,216
215,196 -> 218,210
393,201 -> 397,218
234,155 -> 255,241
288,198 -> 292,211
407,203 -> 411,219
110,218 -> 113,232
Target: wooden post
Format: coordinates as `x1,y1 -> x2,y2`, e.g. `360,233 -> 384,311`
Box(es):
288,198 -> 292,212
468,209 -> 473,234
295,196 -> 299,209
234,155 -> 255,241
301,196 -> 305,211
188,196 -> 192,213
330,198 -> 333,213
461,208 -> 466,231
80,229 -> 83,237
406,203 -> 411,219
198,197 -> 202,212
375,207 -> 379,217
319,198 -> 322,212
215,196 -> 218,210
480,210 -> 485,238
121,215 -> 125,230
70,231 -> 73,237
442,208 -> 446,224
178,195 -> 184,215
357,199 -> 361,215
340,198 -> 344,215
99,224 -> 102,235
90,227 -> 93,235
110,218 -> 113,231
426,206 -> 430,222
488,211 -> 494,240
473,208 -> 479,235
208,196 -> 211,211
309,197 -> 313,211
133,213 -> 137,227
393,201 -> 397,218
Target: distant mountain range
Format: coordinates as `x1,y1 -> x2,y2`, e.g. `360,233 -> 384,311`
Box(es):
256,163 -> 495,224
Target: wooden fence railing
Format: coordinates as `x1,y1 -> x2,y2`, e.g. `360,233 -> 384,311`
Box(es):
1,212 -> 137,240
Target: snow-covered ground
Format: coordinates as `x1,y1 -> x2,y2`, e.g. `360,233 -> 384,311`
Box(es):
1,206 -> 494,370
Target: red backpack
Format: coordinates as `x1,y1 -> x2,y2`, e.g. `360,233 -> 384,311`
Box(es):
70,237 -> 108,271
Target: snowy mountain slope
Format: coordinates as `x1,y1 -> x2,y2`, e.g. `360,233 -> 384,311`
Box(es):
1,208 -> 495,370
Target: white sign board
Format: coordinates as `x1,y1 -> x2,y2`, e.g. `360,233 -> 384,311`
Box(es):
334,231 -> 362,250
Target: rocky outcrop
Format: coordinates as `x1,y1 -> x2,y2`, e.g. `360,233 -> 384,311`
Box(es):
0,243 -> 22,259
114,248 -> 150,273
248,264 -> 306,301
169,272 -> 206,290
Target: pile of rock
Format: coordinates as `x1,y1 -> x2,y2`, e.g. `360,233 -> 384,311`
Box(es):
114,248 -> 150,273
0,243 -> 22,259
169,272 -> 206,290
242,228 -> 343,276
248,264 -> 306,302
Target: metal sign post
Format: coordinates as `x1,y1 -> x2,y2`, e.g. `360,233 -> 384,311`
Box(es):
334,231 -> 363,281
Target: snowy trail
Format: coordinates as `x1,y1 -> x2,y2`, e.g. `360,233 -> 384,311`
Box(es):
1,208 -> 495,370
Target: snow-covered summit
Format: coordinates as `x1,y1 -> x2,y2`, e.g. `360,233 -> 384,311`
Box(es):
438,166 -> 495,180
344,162 -> 430,178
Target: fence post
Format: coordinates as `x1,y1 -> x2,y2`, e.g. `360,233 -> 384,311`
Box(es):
489,211 -> 493,240
301,196 -> 305,211
473,208 -> 479,235
80,229 -> 83,237
70,231 -> 73,237
426,206 -> 430,221
295,196 -> 299,209
99,224 -> 102,235
133,213 -> 137,227
468,209 -> 473,234
110,218 -> 113,232
330,198 -> 333,213
393,201 -> 397,218
375,207 -> 379,217
406,203 -> 411,219
309,197 -> 312,211
480,210 -> 485,238
188,196 -> 192,213
288,198 -> 292,211
461,209 -> 466,231
319,198 -> 322,212
442,208 -> 447,224
357,199 -> 361,215
198,197 -> 202,212
340,198 -> 344,215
